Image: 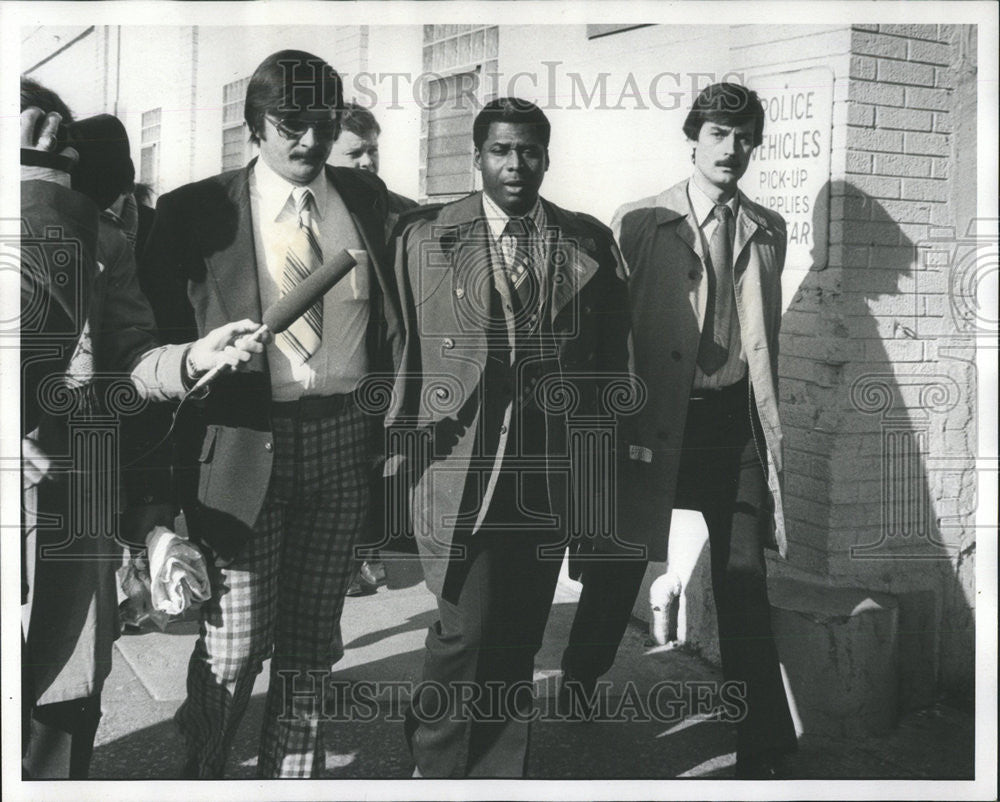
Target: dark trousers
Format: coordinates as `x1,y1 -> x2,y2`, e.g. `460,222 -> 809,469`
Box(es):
23,696 -> 102,779
408,472 -> 563,777
562,380 -> 796,760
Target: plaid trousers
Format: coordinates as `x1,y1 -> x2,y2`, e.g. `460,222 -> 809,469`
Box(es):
175,399 -> 371,778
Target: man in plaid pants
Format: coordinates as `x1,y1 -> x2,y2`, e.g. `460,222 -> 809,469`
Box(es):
136,50 -> 400,777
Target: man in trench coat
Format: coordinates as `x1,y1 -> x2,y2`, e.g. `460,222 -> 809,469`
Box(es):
385,97 -> 633,777
559,82 -> 797,779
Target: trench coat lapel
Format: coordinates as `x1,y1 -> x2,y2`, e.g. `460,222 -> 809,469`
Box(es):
654,181 -> 705,264
541,200 -> 601,324
456,218 -> 495,335
734,190 -> 763,273
429,193 -> 496,366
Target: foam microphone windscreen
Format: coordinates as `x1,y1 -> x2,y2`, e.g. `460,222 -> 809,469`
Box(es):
261,249 -> 358,333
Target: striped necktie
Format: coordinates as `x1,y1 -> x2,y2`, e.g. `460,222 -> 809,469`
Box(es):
278,188 -> 323,364
503,216 -> 540,332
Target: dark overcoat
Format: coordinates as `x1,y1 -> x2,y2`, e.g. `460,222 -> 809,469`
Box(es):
385,192 -> 636,595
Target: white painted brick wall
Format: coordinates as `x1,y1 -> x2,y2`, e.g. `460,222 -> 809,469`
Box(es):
765,23 -> 976,703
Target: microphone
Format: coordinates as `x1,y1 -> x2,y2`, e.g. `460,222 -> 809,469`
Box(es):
189,249 -> 358,393
262,249 -> 357,333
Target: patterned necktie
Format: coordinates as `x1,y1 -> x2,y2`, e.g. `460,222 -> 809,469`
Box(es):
697,203 -> 734,375
277,188 -> 323,363
503,217 -> 540,332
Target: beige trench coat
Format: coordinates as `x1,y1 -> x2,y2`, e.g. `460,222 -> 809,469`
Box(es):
613,180 -> 788,563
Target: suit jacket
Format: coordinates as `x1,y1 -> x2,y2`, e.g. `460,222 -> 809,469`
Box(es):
385,188 -> 419,243
385,192 -> 635,595
613,179 -> 787,561
134,160 -> 402,560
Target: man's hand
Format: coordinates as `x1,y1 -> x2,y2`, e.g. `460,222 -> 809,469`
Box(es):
20,107 -> 78,184
185,319 -> 270,380
22,437 -> 52,489
145,526 -> 211,616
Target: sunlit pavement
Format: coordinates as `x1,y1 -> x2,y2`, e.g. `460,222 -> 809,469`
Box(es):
90,558 -> 973,781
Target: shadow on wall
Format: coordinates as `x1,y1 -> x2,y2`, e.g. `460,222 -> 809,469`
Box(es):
778,178 -> 976,711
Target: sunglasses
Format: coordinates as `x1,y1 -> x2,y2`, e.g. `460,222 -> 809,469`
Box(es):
265,114 -> 339,141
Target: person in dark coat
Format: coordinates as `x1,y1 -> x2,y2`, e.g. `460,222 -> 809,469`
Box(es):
385,98 -> 634,777
20,82 -> 254,780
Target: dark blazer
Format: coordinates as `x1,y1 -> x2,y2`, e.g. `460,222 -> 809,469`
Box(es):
384,188 -> 419,243
135,160 -> 402,559
613,180 -> 788,562
21,181 -> 172,706
385,192 -> 636,595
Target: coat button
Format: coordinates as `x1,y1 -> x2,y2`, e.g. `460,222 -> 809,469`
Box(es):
454,287 -> 465,299
443,337 -> 455,349
671,350 -> 682,361
689,269 -> 700,280
264,442 -> 273,452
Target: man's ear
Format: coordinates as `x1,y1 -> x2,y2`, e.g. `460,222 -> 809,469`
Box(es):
250,117 -> 266,144
473,147 -> 482,171
544,149 -> 550,172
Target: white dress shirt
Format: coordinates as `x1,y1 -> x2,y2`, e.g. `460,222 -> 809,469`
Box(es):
250,158 -> 370,400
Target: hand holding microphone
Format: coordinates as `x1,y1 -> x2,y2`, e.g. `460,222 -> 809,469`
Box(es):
185,319 -> 267,382
185,249 -> 359,392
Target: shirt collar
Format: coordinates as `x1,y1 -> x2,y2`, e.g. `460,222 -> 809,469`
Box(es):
253,157 -> 329,223
688,176 -> 739,228
481,191 -> 545,243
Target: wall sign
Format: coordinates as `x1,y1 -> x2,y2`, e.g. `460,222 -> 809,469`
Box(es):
747,66 -> 835,270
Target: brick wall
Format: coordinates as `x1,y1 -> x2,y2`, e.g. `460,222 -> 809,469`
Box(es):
774,24 -> 977,703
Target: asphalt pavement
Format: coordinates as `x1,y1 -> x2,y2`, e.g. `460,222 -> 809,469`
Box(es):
87,557 -> 974,783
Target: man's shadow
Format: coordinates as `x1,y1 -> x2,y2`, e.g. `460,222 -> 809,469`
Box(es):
777,179 -> 975,718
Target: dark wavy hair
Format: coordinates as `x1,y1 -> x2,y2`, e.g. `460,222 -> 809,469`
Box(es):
20,76 -> 74,121
682,83 -> 765,146
244,50 -> 343,144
